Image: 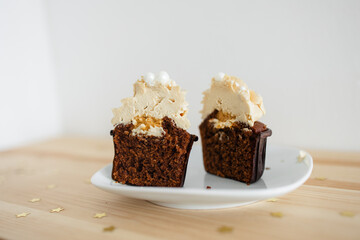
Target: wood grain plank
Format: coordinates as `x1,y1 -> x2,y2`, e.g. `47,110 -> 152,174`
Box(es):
0,137 -> 359,240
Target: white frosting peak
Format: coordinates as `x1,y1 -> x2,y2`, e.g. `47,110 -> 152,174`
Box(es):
157,71 -> 170,85
144,72 -> 155,85
201,73 -> 265,127
214,72 -> 225,81
142,71 -> 176,87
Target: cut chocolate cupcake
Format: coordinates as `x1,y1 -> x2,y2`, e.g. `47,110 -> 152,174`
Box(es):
199,73 -> 272,184
111,71 -> 197,187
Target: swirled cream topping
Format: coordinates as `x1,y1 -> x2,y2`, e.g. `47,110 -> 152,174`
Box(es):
111,71 -> 190,136
201,73 -> 265,127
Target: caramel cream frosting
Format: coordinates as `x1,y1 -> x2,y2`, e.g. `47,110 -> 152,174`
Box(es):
111,71 -> 190,136
201,73 -> 265,127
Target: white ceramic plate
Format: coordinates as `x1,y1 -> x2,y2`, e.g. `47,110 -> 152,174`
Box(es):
91,145 -> 312,209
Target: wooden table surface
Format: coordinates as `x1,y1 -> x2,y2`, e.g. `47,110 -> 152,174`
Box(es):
1,137 -> 359,240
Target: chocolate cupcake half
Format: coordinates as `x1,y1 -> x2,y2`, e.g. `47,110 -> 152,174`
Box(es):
111,71 -> 198,187
199,73 -> 272,184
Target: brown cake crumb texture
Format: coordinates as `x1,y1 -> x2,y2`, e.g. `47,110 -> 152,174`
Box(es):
111,117 -> 197,187
199,110 -> 272,184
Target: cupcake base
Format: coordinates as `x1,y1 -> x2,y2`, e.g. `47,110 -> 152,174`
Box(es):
111,117 -> 198,187
199,111 -> 272,184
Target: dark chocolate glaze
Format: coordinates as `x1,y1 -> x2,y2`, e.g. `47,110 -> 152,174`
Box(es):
250,128 -> 272,183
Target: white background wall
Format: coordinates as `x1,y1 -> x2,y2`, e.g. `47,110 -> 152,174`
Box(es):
1,0 -> 360,151
0,0 -> 60,150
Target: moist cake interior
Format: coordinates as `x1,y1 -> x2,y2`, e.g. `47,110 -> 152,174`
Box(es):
111,117 -> 198,187
199,110 -> 271,184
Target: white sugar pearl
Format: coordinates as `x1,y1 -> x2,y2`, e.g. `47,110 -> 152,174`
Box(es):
214,72 -> 225,81
157,71 -> 170,84
144,72 -> 155,85
240,86 -> 247,92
